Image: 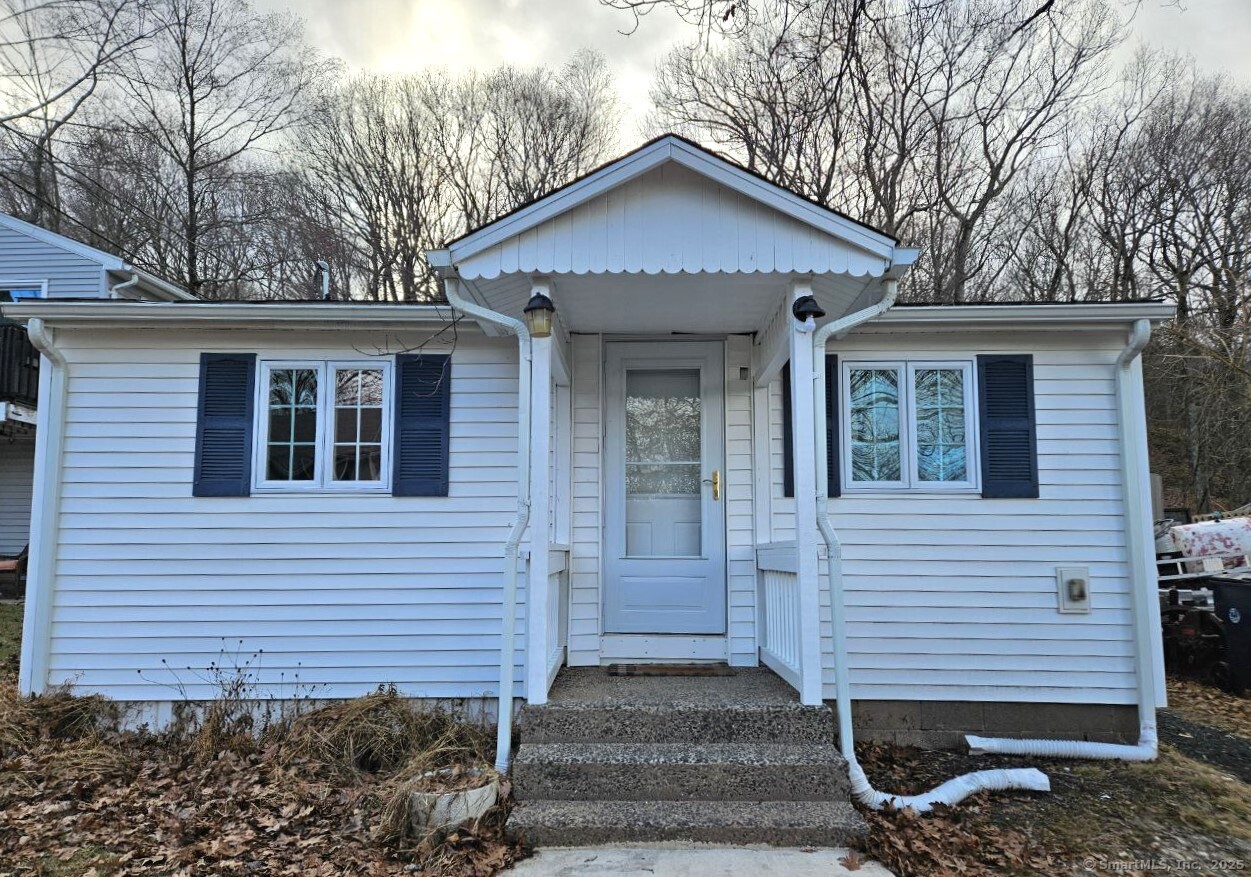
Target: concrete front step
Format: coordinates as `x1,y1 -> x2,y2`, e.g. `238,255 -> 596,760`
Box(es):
518,701 -> 835,745
513,741 -> 851,802
507,798 -> 868,847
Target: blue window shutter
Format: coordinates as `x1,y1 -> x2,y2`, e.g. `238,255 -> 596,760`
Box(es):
781,361 -> 794,498
781,358 -> 841,497
193,353 -> 256,497
393,354 -> 451,497
825,354 -> 841,497
977,354 -> 1038,499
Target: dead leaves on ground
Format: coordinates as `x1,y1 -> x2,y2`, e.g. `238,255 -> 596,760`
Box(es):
0,684 -> 523,877
1167,677 -> 1251,739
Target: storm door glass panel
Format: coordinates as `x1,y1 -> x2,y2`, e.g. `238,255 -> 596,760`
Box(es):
333,367 -> 384,482
624,369 -> 702,557
849,367 -> 902,483
267,368 -> 318,481
914,367 -> 968,482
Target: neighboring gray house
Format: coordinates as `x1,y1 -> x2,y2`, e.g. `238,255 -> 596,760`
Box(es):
0,213 -> 191,556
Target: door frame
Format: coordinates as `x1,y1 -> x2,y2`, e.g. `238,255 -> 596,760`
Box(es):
600,338 -> 730,658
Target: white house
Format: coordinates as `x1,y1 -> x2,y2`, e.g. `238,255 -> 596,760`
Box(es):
2,136 -> 1174,840
0,214 -> 192,561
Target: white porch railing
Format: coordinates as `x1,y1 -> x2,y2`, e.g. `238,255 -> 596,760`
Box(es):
546,547 -> 570,687
756,541 -> 802,690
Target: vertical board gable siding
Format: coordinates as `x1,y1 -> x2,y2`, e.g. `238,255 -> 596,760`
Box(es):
456,162 -> 888,280
768,331 -> 1137,704
0,225 -> 105,298
48,328 -> 525,701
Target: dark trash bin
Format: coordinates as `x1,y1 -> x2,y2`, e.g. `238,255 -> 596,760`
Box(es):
1209,574 -> 1251,694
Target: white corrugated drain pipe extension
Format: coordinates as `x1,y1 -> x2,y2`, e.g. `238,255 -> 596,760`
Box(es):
441,274 -> 532,773
966,317 -> 1159,761
811,281 -> 1051,812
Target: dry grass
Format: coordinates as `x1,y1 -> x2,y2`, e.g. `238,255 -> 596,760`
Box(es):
0,601 -> 21,670
281,686 -> 492,778
0,680 -> 519,875
0,679 -> 119,754
857,740 -> 1251,877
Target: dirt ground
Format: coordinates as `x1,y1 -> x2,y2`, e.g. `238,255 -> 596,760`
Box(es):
857,683 -> 1251,877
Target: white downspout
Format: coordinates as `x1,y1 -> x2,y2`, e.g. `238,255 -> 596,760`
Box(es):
107,271 -> 142,299
812,281 -> 1050,812
967,318 -> 1158,761
441,274 -> 532,773
19,318 -> 68,695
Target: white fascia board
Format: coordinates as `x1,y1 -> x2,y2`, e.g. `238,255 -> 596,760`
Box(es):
667,139 -> 897,260
870,303 -> 1176,327
438,135 -> 903,267
0,301 -> 456,329
444,141 -> 674,262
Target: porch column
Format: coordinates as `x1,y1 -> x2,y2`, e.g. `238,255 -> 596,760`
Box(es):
787,279 -> 824,706
526,279 -> 556,705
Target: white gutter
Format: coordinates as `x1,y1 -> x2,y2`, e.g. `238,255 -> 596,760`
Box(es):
0,301 -> 452,328
440,272 -> 532,773
18,318 -> 68,695
812,281 -> 1050,811
967,318 -> 1159,761
108,271 -> 142,300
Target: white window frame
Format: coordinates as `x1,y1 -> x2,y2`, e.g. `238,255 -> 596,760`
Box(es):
0,279 -> 48,300
253,359 -> 393,493
841,358 -> 979,493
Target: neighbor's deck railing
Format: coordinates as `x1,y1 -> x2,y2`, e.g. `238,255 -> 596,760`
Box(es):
756,541 -> 802,690
0,323 -> 38,409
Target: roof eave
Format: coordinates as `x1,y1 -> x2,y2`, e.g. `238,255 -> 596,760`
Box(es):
0,300 -> 456,329
434,135 -> 904,269
873,302 -> 1176,327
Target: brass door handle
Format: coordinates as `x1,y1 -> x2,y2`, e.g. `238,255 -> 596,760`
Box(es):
703,470 -> 721,501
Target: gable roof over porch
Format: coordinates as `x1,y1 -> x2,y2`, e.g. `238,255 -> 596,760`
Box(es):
426,135 -> 919,335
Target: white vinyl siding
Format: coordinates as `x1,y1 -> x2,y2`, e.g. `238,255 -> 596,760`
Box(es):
768,329 -> 1136,705
48,327 -> 523,701
0,437 -> 35,554
0,225 -> 105,299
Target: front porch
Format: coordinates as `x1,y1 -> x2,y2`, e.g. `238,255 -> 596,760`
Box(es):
428,135 -> 918,711
514,269 -> 888,710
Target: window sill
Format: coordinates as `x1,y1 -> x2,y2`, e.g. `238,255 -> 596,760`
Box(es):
251,485 -> 393,495
839,488 -> 981,497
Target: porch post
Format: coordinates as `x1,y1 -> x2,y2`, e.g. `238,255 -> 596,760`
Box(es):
525,279 -> 555,705
787,279 -> 824,706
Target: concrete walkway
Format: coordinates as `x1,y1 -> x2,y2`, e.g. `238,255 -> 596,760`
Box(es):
506,846 -> 895,876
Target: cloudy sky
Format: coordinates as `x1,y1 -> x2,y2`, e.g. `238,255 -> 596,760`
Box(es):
263,0 -> 1251,143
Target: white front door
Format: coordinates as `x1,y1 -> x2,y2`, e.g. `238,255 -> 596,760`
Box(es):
603,341 -> 727,635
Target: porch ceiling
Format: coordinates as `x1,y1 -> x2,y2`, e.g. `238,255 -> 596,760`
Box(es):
459,271 -> 881,335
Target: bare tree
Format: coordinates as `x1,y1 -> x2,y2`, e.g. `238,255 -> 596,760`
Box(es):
0,0 -> 154,229
290,53 -> 618,302
423,50 -> 619,231
293,74 -> 453,302
106,0 -> 323,296
651,0 -> 1123,302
